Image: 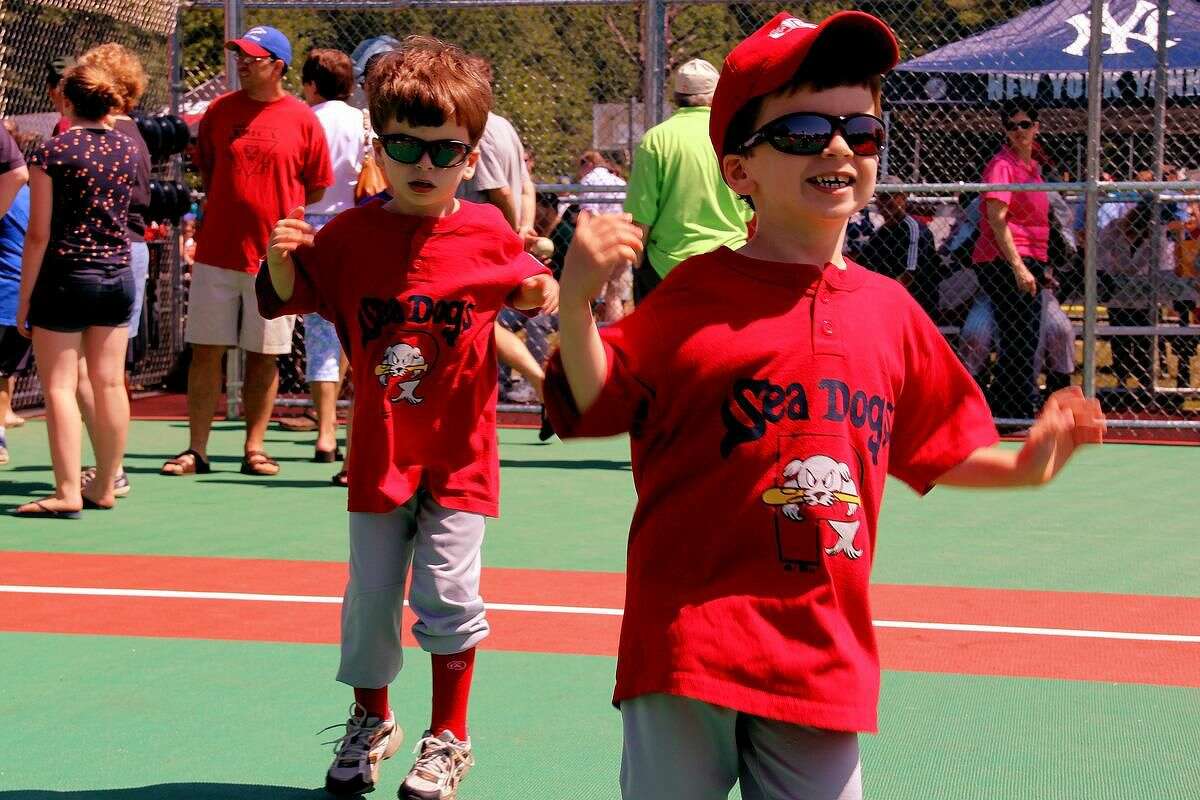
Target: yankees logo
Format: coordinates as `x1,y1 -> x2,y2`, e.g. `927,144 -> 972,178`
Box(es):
1064,1 -> 1178,57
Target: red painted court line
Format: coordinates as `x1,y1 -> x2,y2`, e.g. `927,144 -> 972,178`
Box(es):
6,551 -> 1200,635
2,552 -> 1199,686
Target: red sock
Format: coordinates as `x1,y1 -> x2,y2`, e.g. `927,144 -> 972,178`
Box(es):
429,648 -> 476,740
353,686 -> 391,720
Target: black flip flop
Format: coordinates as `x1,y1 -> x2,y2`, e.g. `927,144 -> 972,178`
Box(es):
313,448 -> 344,463
15,500 -> 81,520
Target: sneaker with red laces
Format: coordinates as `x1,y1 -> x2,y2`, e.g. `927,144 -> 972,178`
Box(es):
323,703 -> 403,796
398,730 -> 474,800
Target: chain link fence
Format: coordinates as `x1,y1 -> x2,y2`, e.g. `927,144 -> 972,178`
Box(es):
1,0 -> 188,408
4,0 -> 1198,439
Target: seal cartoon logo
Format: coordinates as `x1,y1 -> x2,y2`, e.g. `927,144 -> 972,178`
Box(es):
761,435 -> 865,570
374,331 -> 439,405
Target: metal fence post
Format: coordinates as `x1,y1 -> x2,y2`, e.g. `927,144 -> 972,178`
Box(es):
1081,0 -> 1104,399
225,0 -> 244,91
642,0 -> 666,128
1150,0 -> 1170,391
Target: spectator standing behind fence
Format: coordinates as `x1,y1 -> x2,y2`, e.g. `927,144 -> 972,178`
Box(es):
457,56 -> 549,403
624,58 -> 752,304
160,26 -> 332,479
74,43 -> 153,500
578,150 -> 632,322
14,65 -> 136,518
0,125 -> 30,466
857,176 -> 941,318
300,48 -> 362,478
47,56 -> 75,137
972,98 -> 1051,423
1097,200 -> 1176,391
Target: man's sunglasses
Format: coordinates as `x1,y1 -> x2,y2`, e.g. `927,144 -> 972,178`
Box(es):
1004,119 -> 1036,131
378,133 -> 472,168
739,112 -> 886,157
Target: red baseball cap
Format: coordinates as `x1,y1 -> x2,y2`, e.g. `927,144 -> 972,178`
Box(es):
709,11 -> 900,158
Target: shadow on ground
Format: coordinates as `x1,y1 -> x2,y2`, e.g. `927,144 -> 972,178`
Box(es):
0,785 -> 327,800
499,458 -> 630,471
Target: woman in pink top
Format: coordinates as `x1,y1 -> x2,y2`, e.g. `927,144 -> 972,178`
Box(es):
972,99 -> 1052,422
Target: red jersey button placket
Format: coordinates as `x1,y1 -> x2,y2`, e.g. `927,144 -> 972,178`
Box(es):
813,278 -> 843,355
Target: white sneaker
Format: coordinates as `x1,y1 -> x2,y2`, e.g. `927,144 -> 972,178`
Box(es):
323,704 -> 403,796
398,730 -> 475,800
503,381 -> 539,404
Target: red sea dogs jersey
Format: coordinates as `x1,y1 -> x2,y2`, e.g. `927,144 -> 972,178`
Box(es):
543,247 -> 998,732
196,92 -> 333,273
258,200 -> 550,515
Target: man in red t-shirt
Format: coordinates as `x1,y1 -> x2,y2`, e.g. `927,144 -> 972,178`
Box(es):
162,26 -> 333,479
545,12 -> 1106,799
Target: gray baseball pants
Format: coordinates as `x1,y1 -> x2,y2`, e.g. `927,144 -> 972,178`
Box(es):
621,693 -> 863,800
336,491 -> 490,688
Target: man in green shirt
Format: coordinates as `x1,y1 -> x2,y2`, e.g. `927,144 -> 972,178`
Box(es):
624,58 -> 753,302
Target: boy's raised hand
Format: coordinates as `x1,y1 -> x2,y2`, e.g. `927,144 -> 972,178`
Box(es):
267,206 -> 315,271
1015,386 -> 1106,485
514,273 -> 560,315
561,212 -> 644,305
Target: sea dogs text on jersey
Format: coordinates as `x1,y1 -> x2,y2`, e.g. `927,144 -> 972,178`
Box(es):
720,377 -> 894,464
358,295 -> 476,347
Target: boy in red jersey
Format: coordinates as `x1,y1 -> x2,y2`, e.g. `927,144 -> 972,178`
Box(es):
259,37 -> 556,800
544,11 -> 1105,799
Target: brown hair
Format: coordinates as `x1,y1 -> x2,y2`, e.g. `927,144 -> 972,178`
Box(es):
723,66 -> 883,159
79,43 -> 147,114
365,36 -> 491,142
61,63 -> 123,121
302,48 -> 354,101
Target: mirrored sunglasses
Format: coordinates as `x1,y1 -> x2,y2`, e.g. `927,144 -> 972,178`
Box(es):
739,112 -> 886,158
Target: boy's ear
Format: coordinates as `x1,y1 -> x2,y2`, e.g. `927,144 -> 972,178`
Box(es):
722,152 -> 756,198
460,148 -> 480,181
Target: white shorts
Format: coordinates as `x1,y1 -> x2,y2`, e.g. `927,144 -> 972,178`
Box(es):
336,492 -> 490,689
304,312 -> 343,383
184,262 -> 295,355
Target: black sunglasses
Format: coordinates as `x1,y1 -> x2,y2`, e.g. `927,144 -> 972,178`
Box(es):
1004,119 -> 1036,131
739,112 -> 886,157
378,132 -> 472,168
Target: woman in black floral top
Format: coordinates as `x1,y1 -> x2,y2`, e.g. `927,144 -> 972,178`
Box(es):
15,63 -> 136,518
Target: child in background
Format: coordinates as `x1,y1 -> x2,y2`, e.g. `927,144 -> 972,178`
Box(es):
544,12 -> 1105,799
260,37 -> 556,799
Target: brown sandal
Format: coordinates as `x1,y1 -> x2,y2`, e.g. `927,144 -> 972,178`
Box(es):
331,469 -> 348,487
160,449 -> 211,476
241,450 -> 281,476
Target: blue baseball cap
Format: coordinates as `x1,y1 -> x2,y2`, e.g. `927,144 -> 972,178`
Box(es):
351,35 -> 402,84
226,26 -> 292,68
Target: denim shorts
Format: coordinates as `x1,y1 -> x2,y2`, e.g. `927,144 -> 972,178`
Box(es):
28,264 -> 135,332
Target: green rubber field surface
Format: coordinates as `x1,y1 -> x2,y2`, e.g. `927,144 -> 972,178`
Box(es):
0,634 -> 1196,799
1,421 -> 1197,595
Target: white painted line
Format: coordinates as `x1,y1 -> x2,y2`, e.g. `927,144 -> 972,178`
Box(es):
1,584 -> 1197,642
0,584 -> 625,616
872,620 -> 1200,644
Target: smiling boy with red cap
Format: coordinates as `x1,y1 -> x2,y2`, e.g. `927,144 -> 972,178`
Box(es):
542,11 -> 1106,798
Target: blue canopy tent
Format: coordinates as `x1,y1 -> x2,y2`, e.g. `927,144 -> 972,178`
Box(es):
893,0 -> 1200,104
885,0 -> 1200,180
